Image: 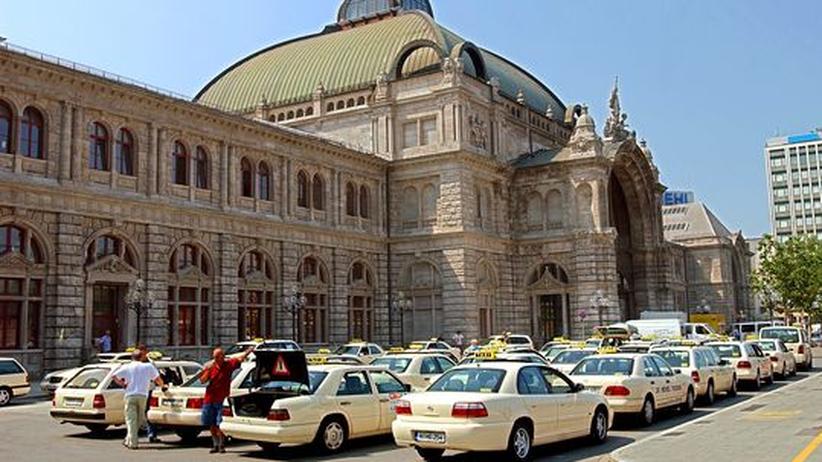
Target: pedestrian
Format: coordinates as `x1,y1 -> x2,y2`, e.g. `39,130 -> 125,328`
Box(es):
112,345 -> 166,450
199,346 -> 253,453
97,330 -> 112,353
452,330 -> 465,352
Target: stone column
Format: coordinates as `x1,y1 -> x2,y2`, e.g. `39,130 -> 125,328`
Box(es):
46,213 -> 85,370
70,106 -> 84,181
215,233 -> 238,345
144,224 -> 168,347
219,141 -> 229,209
278,242 -> 300,340
156,129 -> 167,196
227,146 -> 236,207
147,123 -> 158,196
330,247 -> 347,343
58,101 -> 72,183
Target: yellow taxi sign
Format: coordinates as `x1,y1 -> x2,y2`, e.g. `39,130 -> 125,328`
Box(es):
147,351 -> 163,360
597,346 -> 619,355
745,334 -> 759,341
552,336 -> 570,343
307,355 -> 328,365
317,348 -> 331,355
388,347 -> 404,353
475,349 -> 497,360
253,337 -> 265,343
408,343 -> 424,350
349,338 -> 364,344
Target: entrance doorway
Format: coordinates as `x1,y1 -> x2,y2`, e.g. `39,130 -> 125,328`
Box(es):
92,284 -> 125,351
531,293 -> 567,342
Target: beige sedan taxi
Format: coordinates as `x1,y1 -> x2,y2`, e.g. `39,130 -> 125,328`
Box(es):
753,339 -> 797,378
392,361 -> 612,462
570,353 -> 695,426
650,345 -> 737,404
706,341 -> 773,390
371,353 -> 455,391
759,326 -> 813,371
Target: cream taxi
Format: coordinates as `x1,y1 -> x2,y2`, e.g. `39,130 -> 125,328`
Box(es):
372,353 -> 456,391
334,341 -> 385,364
147,360 -> 256,442
460,349 -> 548,366
569,353 -> 695,426
753,339 -> 797,378
220,350 -> 409,454
759,326 -> 813,371
50,360 -> 201,434
548,349 -> 598,375
649,345 -> 737,404
392,361 -> 612,462
408,339 -> 461,362
706,341 -> 773,390
0,357 -> 30,406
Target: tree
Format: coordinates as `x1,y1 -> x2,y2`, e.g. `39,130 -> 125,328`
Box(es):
752,234 -> 822,325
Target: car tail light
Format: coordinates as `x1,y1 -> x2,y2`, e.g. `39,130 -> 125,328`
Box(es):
737,361 -> 752,369
394,400 -> 412,416
92,394 -> 106,409
770,356 -> 778,362
451,402 -> 488,418
222,406 -> 233,417
266,409 -> 290,421
798,345 -> 805,354
604,385 -> 631,397
51,399 -> 55,407
186,398 -> 204,409
691,371 -> 700,383
148,396 -> 159,407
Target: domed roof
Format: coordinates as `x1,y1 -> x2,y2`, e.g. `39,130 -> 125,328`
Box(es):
195,10 -> 565,116
337,0 -> 434,24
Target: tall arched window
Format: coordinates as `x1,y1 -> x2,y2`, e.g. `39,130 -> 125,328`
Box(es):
296,170 -> 309,208
312,174 -> 325,210
115,128 -> 134,176
348,261 -> 374,340
85,234 -> 136,266
240,158 -> 253,198
421,184 -> 437,225
238,249 -> 276,340
401,261 -> 443,340
546,189 -> 563,228
195,146 -> 209,189
359,185 -> 370,219
172,141 -> 189,186
526,193 -> 543,230
88,122 -> 109,171
0,100 -> 12,154
257,162 -> 271,201
19,107 -> 44,159
0,224 -> 45,350
345,182 -> 357,217
401,186 -> 419,227
297,256 -> 328,343
168,243 -> 211,346
477,262 -> 497,338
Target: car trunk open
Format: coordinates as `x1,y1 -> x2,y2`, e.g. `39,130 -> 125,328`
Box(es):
229,350 -> 309,418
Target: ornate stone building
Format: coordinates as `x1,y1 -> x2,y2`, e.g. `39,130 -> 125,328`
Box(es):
0,0 -> 675,375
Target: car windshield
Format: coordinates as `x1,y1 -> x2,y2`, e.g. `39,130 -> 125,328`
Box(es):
224,344 -> 254,355
335,346 -> 361,356
571,358 -> 634,376
585,340 -> 601,348
543,347 -> 568,361
760,329 -> 800,344
65,368 -> 110,389
428,368 -> 506,393
654,350 -> 690,368
709,344 -> 742,359
257,342 -> 299,351
371,357 -> 411,373
755,341 -> 778,351
258,371 -> 327,394
182,366 -> 246,388
552,350 -> 593,364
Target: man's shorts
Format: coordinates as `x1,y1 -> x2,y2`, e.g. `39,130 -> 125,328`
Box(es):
201,403 -> 223,427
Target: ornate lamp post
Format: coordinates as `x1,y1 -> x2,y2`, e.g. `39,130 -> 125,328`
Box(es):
124,278 -> 155,346
391,290 -> 412,345
591,289 -> 610,328
283,283 -> 307,342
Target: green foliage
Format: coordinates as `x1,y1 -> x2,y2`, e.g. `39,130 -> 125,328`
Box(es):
752,234 -> 822,321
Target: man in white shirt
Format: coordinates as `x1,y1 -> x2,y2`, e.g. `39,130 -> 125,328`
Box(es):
112,345 -> 166,449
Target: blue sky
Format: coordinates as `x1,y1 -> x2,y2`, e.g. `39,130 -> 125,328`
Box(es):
2,0 -> 820,236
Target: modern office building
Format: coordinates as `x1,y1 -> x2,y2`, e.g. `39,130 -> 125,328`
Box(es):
765,129 -> 822,241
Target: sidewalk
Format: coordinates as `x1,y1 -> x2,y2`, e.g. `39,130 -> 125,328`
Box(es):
611,370 -> 822,462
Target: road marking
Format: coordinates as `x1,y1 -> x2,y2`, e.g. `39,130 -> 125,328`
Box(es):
792,429 -> 822,462
611,370 -> 822,461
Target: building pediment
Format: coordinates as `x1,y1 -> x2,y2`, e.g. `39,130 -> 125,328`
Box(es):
0,251 -> 33,270
85,255 -> 138,283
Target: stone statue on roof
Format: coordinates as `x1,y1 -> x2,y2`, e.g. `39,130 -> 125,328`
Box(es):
604,77 -> 630,141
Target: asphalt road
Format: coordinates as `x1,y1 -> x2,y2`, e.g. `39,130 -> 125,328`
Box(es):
1,354 -> 819,462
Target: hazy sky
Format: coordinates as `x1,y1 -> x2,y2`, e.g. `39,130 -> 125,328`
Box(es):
2,0 -> 820,236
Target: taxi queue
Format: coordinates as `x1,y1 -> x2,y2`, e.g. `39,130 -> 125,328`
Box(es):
44,329 -> 810,462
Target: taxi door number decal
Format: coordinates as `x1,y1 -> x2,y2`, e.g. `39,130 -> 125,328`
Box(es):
271,354 -> 291,376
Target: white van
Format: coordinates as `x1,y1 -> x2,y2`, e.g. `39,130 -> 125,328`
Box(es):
733,321 -> 785,338
682,323 -> 717,341
627,319 -> 682,339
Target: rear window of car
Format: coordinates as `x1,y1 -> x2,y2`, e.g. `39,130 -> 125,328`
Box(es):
654,350 -> 690,368
570,358 -> 634,376
543,347 -> 568,361
0,360 -> 23,375
258,371 -> 327,394
755,341 -> 778,352
507,337 -> 529,345
709,344 -> 742,359
65,368 -> 109,389
371,357 -> 411,373
428,368 -> 506,393
760,328 -> 800,344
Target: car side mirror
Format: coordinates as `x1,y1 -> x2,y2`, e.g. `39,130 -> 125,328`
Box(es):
673,368 -> 682,374
404,383 -> 412,392
573,382 -> 584,393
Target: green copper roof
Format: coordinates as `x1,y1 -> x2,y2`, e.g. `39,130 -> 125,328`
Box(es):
195,12 -> 564,116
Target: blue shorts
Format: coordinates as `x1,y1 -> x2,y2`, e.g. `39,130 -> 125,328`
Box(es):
201,403 -> 223,427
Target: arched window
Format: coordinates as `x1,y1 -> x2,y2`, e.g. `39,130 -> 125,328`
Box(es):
526,193 -> 543,230
287,111 -> 294,120
257,162 -> 271,201
326,103 -> 335,113
421,184 -> 437,225
0,224 -> 45,349
525,262 -> 570,342
345,182 -> 357,217
546,189 -> 563,228
296,109 -> 304,118
240,158 -> 253,198
19,107 -> 44,159
88,122 -> 109,171
477,262 -> 497,338
297,170 -> 309,208
356,96 -> 366,106
85,234 -> 136,267
312,173 -> 325,210
336,101 -> 344,110
297,256 -> 329,343
346,98 -> 355,108
277,113 -> 285,122
238,249 -> 276,340
172,141 -> 189,186
306,107 -> 314,116
400,261 -> 443,340
115,128 -> 134,176
0,100 -> 12,154
348,261 -> 374,340
168,243 -> 211,346
401,186 -> 419,227
359,185 -> 370,219
195,146 -> 209,189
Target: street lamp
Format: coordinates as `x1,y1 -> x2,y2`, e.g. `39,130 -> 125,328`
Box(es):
391,291 -> 412,345
591,289 -> 610,327
124,278 -> 155,346
283,283 -> 307,342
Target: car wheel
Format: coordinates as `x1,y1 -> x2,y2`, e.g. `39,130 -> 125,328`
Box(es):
753,372 -> 762,391
175,428 -> 200,444
589,407 -> 608,444
0,387 -> 11,406
506,423 -> 533,461
314,417 -> 347,453
681,387 -> 695,414
84,424 -> 108,435
766,368 -> 774,385
639,396 -> 655,426
415,448 -> 445,462
704,381 -> 715,406
727,376 -> 738,397
258,442 -> 280,452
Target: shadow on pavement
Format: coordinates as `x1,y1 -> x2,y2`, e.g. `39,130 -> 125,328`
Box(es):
234,434 -> 398,461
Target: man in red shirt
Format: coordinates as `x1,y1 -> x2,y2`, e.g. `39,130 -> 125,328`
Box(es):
199,346 -> 253,453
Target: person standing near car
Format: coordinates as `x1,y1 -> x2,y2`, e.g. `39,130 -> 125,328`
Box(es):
112,345 -> 166,450
199,346 -> 253,453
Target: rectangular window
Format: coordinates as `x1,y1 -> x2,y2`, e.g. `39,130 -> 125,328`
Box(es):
178,305 -> 196,346
420,118 -> 437,145
403,122 -> 417,148
0,301 -> 20,349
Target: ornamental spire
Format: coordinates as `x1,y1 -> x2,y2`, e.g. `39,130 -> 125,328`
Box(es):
604,76 -> 629,141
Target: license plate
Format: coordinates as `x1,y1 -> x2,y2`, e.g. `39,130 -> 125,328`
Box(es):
164,399 -> 183,408
64,399 -> 83,408
414,431 -> 445,444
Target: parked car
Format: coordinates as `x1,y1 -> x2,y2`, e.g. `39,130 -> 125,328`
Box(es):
0,358 -> 30,406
